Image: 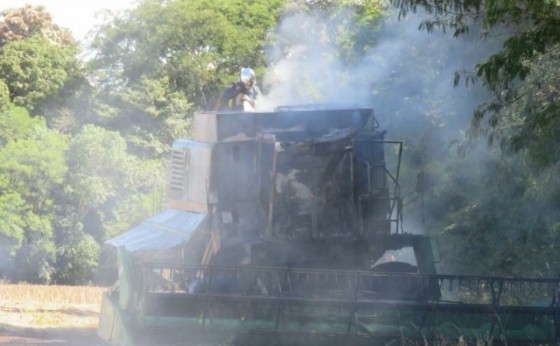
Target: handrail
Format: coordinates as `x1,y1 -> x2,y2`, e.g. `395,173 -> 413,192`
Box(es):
138,263 -> 560,308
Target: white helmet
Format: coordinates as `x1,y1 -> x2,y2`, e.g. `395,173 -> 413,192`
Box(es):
240,67 -> 256,86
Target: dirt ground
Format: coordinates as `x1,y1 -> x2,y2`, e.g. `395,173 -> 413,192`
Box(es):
0,285 -> 107,346
0,324 -> 103,345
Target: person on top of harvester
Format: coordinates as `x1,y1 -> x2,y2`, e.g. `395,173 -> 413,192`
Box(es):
214,67 -> 260,112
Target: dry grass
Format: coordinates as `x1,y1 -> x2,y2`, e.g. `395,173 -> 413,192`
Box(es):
0,283 -> 107,329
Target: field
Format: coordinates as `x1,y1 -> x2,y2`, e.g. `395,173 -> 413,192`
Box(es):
0,283 -> 107,345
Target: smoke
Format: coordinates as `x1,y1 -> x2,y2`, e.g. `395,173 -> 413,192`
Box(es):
260,7 -> 497,140
260,10 -> 373,109
259,6 -> 503,267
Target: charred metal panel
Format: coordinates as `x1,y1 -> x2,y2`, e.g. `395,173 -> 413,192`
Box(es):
213,141 -> 259,202
210,141 -> 262,251
259,129 -> 356,240
265,106 -> 377,134
354,133 -> 392,235
214,202 -> 262,252
194,111 -> 260,142
250,238 -> 378,269
193,107 -> 376,143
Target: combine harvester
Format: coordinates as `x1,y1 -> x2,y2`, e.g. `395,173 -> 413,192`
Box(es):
98,105 -> 560,345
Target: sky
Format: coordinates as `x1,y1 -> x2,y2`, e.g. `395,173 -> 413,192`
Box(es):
0,0 -> 136,44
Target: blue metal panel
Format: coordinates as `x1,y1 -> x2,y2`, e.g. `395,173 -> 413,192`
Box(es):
106,208 -> 206,252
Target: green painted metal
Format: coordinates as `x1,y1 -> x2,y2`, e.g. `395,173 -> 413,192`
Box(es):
126,301 -> 560,345
96,248 -> 136,346
137,296 -> 559,340
118,246 -> 133,310
96,260 -> 560,345
97,292 -> 134,346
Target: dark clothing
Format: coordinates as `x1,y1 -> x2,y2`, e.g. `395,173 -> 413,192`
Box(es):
215,81 -> 259,111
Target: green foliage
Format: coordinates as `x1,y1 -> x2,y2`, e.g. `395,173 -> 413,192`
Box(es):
0,104 -> 40,144
0,79 -> 9,109
273,0 -> 384,63
0,5 -> 88,135
100,76 -> 193,155
0,4 -> 166,284
34,74 -> 96,134
474,48 -> 560,166
54,233 -> 100,284
0,106 -> 68,282
327,0 -> 385,61
428,151 -> 560,277
89,0 -> 286,156
392,0 -> 560,159
50,125 -> 156,283
391,0 -> 560,278
0,192 -> 26,257
63,125 -> 153,234
0,105 -> 42,272
0,35 -> 80,111
65,125 -> 131,210
262,0 -> 385,105
13,237 -> 57,283
0,102 -> 153,284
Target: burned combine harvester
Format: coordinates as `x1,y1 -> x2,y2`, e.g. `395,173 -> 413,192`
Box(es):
99,105 -> 560,346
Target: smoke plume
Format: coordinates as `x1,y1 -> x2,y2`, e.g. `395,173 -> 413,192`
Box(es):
261,7 -> 497,140
260,6 -> 502,266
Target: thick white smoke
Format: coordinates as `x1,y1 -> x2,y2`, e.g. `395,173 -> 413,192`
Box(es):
258,10 -> 367,109
259,6 -> 502,266
260,7 -> 497,139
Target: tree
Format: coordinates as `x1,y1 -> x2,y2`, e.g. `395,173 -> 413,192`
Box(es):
389,0 -> 560,277
0,5 -> 73,46
54,233 -> 100,285
56,125 -> 158,283
0,5 -> 91,134
63,125 -> 154,237
420,148 -> 560,277
280,0 -> 384,62
0,79 -> 9,109
391,0 -> 560,159
0,35 -> 80,111
89,0 -> 286,157
261,0 -> 386,106
0,106 -> 68,283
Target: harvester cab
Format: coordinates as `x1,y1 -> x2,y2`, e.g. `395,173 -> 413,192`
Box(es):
98,105 -> 560,346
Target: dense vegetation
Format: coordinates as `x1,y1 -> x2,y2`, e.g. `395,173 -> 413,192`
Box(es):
0,0 -> 558,284
392,0 -> 560,276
